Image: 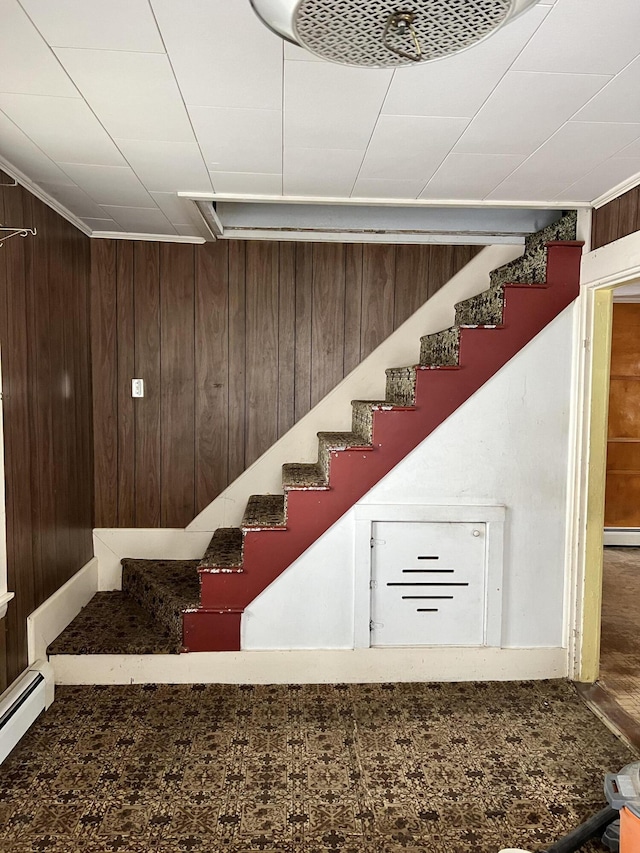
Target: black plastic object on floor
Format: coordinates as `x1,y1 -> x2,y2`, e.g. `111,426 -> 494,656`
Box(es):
602,818 -> 620,852
540,805 -> 619,853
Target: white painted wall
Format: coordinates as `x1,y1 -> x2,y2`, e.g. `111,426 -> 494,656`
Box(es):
243,304 -> 576,652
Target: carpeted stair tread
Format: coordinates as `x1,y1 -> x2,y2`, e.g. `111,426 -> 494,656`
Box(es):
420,326 -> 461,366
385,366 -> 418,406
242,494 -> 286,527
122,558 -> 200,651
282,463 -> 327,490
489,210 -> 577,288
199,527 -> 243,570
351,400 -> 395,442
47,591 -> 178,655
317,430 -> 372,449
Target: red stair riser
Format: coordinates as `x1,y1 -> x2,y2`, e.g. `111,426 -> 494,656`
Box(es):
189,241 -> 583,648
182,609 -> 241,652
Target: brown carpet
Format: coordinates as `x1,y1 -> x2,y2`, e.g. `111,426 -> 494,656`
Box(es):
0,680 -> 634,852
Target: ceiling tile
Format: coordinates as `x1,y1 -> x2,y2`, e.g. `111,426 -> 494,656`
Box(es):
559,157 -> 640,202
209,172 -> 283,195
0,93 -> 126,165
285,62 -> 391,150
190,107 -> 282,174
150,0 -> 283,110
487,121 -> 640,201
57,163 -> 155,207
54,48 -> 195,143
115,139 -> 212,193
99,205 -> 177,234
284,148 -> 363,196
150,191 -> 200,225
512,0 -> 640,75
454,71 -> 611,156
0,2 -> 78,97
174,223 -> 203,237
37,182 -> 111,218
359,115 -> 469,183
0,112 -> 77,185
83,217 -> 124,232
350,177 -> 425,199
420,153 -> 526,200
20,0 -> 164,52
382,4 -> 550,119
574,56 -> 640,124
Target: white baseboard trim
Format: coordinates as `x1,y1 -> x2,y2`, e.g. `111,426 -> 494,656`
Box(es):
27,558 -> 98,664
50,646 -> 567,685
604,528 -> 640,547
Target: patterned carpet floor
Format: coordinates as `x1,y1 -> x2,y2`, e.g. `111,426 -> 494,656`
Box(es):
600,546 -> 640,722
1,680 -> 635,852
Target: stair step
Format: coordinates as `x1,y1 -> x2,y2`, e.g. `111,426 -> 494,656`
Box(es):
282,463 -> 327,491
489,211 -> 577,288
420,326 -> 460,366
351,400 -> 395,442
317,431 -> 373,481
454,283 -> 506,326
121,558 -> 200,652
242,494 -> 286,528
199,527 -> 243,573
385,366 -> 417,406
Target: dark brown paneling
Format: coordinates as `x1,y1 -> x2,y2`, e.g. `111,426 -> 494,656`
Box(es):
195,242 -> 229,515
360,245 -> 395,359
160,244 -> 196,528
1,180 -> 93,682
228,241 -> 246,483
91,240 -> 118,527
117,243 -> 135,527
134,243 -> 161,527
91,240 -> 480,527
311,244 -> 346,406
245,242 -> 279,466
294,244 -> 313,422
593,186 -> 640,249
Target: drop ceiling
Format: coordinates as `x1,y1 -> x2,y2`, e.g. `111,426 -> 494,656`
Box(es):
1,0 -> 640,240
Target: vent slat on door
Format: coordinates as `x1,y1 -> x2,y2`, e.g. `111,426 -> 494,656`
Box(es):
370,521 -> 486,646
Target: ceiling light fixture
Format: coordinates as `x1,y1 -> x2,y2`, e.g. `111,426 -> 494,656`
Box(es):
250,0 -> 539,67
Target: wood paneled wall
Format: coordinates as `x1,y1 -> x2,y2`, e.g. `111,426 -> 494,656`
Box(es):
0,175 -> 94,686
592,186 -> 640,249
91,240 -> 480,529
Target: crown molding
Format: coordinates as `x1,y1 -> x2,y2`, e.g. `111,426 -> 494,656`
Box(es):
179,190 -> 591,209
593,169 -> 640,210
90,231 -> 205,244
0,156 -> 92,237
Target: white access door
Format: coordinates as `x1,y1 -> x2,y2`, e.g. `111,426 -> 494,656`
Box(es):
370,521 -> 487,647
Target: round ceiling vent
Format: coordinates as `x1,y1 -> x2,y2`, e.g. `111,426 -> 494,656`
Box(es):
251,0 -> 538,67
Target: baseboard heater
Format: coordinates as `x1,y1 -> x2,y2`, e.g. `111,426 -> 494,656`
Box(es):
0,667 -> 47,764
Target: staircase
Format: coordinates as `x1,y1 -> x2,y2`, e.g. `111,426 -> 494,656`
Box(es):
114,213 -> 582,654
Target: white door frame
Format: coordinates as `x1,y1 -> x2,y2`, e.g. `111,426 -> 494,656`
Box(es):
568,229 -> 640,682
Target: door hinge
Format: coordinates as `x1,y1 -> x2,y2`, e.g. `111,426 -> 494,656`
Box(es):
369,579 -> 377,589
583,338 -> 591,350
369,619 -> 383,631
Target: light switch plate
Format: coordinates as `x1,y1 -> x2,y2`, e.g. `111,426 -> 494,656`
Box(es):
132,379 -> 144,398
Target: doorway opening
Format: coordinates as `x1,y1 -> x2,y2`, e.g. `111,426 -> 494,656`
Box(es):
599,292 -> 640,721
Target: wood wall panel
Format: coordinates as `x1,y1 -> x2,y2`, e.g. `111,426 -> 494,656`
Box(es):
245,242 -> 280,467
160,245 -> 196,528
195,242 -> 229,515
593,186 -> 640,249
0,176 -> 93,683
311,244 -> 346,407
134,243 -> 161,527
91,241 -> 481,528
